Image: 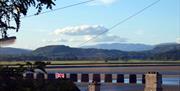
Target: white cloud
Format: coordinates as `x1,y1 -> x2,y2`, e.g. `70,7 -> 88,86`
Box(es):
88,0 -> 117,6
53,25 -> 108,36
176,37 -> 180,44
51,24 -> 127,45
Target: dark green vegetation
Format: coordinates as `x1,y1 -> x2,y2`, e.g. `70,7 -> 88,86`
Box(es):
0,62 -> 80,91
0,43 -> 179,61
0,79 -> 80,91
0,0 -> 55,32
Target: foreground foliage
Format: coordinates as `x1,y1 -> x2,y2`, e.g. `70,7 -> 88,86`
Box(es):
0,0 -> 55,35
0,63 -> 80,91
0,78 -> 80,91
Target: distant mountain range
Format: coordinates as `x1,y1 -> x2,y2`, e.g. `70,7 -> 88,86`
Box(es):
0,47 -> 31,55
82,43 -> 154,51
0,43 -> 179,61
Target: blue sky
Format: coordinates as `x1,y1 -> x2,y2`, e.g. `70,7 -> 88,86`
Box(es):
6,0 -> 180,49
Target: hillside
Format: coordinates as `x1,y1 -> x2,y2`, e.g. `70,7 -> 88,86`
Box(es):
152,48 -> 180,60
150,43 -> 180,53
33,45 -> 127,60
149,43 -> 180,60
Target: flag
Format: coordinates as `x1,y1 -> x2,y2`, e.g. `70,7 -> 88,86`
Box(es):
55,73 -> 65,79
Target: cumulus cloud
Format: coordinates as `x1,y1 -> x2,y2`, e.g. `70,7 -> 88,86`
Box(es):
51,24 -> 127,44
53,25 -> 108,36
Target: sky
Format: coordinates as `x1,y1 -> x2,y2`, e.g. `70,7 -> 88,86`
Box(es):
3,0 -> 180,49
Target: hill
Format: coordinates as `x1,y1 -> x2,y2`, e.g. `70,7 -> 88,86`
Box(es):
149,43 -> 180,60
152,48 -> 180,60
150,43 -> 180,53
33,45 -> 127,60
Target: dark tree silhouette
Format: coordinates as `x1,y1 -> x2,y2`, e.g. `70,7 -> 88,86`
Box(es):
0,0 -> 55,38
26,62 -> 34,72
34,61 -> 47,73
0,66 -> 80,91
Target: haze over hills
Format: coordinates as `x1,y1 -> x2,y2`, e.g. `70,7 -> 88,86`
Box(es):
82,43 -> 154,52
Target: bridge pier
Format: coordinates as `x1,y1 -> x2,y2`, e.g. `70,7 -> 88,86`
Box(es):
66,73 -> 70,79
33,73 -> 37,79
89,74 -> 93,83
112,74 -> 116,83
88,81 -> 101,91
44,74 -> 48,79
100,74 -> 105,83
78,74 -> 81,82
144,72 -> 162,91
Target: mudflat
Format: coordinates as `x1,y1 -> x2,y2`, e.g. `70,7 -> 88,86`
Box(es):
46,65 -> 180,75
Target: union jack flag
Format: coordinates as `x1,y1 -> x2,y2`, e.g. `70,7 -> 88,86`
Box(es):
55,73 -> 65,79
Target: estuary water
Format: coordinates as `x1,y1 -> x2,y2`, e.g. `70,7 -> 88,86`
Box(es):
76,77 -> 180,91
